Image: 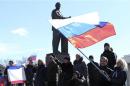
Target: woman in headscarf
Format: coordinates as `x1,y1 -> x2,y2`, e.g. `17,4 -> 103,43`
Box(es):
111,59 -> 127,86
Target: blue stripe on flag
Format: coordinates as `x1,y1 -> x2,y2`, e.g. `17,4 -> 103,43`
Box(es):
58,22 -> 96,38
8,66 -> 22,69
96,22 -> 108,27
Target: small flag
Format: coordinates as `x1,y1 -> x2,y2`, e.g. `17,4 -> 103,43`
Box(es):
7,66 -> 26,84
28,55 -> 37,61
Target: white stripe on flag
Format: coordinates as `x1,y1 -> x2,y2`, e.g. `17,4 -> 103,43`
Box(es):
49,12 -> 99,29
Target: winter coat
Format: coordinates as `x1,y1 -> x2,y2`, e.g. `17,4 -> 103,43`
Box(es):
98,66 -> 113,86
34,64 -> 46,86
47,61 -> 58,82
25,64 -> 35,84
87,61 -> 99,86
61,62 -> 73,81
73,57 -> 88,79
111,67 -> 127,86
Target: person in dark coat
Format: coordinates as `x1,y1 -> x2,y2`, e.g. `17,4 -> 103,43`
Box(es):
87,55 -> 99,86
25,60 -> 35,86
61,57 -> 73,86
69,71 -> 86,86
4,60 -> 14,86
54,56 -> 73,86
111,59 -> 127,86
47,55 -> 58,86
34,59 -> 46,86
98,56 -> 113,86
51,2 -> 71,55
73,54 -> 88,79
101,43 -> 117,69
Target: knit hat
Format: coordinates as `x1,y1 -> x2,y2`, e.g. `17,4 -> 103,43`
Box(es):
104,43 -> 110,47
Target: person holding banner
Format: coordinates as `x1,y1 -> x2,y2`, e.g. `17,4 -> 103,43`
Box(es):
4,60 -> 14,86
51,2 -> 71,55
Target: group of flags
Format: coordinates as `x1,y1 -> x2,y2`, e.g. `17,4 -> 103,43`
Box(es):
0,12 -> 116,85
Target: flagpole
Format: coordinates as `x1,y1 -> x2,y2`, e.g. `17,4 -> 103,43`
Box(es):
76,48 -> 110,81
52,24 -> 110,81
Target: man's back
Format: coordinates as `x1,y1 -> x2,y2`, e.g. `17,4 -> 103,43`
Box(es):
51,9 -> 63,19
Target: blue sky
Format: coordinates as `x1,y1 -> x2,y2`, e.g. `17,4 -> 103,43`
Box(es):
0,0 -> 130,64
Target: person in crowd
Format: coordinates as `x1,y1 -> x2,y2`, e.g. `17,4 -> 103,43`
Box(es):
25,60 -> 35,86
0,70 -> 2,77
111,59 -> 127,86
73,54 -> 88,84
61,57 -> 73,86
110,47 -> 117,61
0,70 -> 4,86
101,43 -> 117,69
98,56 -> 113,86
4,60 -> 14,86
34,59 -> 46,86
87,55 -> 99,86
51,2 -> 71,55
69,71 -> 86,86
54,56 -> 73,86
47,55 -> 58,86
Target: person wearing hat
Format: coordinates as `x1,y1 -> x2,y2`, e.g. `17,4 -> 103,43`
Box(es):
4,60 -> 14,86
73,54 -> 88,79
51,2 -> 71,55
73,54 -> 89,86
101,43 -> 117,69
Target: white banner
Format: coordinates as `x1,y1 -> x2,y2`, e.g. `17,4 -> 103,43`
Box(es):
8,66 -> 26,84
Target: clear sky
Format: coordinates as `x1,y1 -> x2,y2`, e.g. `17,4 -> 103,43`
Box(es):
0,0 -> 130,64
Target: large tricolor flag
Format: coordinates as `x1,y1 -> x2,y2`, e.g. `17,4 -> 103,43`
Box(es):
7,66 -> 26,84
49,12 -> 116,48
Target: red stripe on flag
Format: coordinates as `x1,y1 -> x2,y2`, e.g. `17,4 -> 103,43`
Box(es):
68,23 -> 116,48
11,80 -> 26,84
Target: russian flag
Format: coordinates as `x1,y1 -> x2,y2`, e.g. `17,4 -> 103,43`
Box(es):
7,66 -> 26,84
49,12 -> 116,48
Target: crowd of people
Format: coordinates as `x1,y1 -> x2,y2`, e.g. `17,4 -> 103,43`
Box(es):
0,43 -> 127,86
